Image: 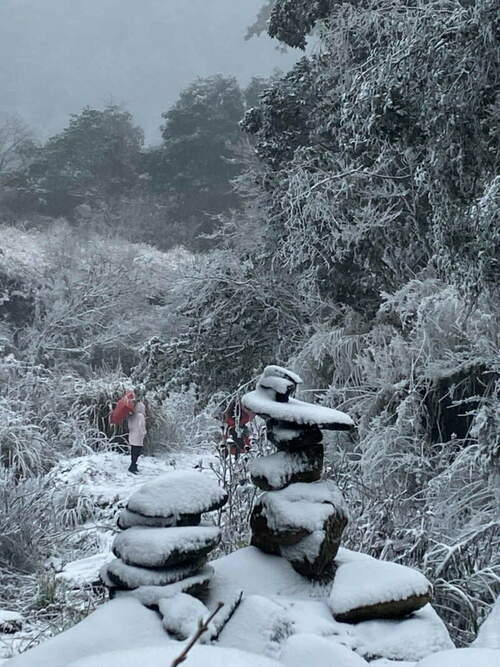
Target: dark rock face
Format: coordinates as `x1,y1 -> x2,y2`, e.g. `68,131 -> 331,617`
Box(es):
333,591 -> 432,623
250,445 -> 324,491
250,502 -> 310,546
267,419 -> 323,451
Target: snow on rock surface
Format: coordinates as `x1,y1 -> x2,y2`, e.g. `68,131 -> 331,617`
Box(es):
102,557 -> 206,590
250,449 -> 322,490
158,593 -> 212,640
66,644 -> 281,667
56,553 -> 112,588
117,508 -> 179,529
126,470 -> 227,518
0,611 -> 23,633
112,525 -> 220,568
260,480 -> 348,533
350,604 -> 454,662
473,597 -> 500,649
243,390 -> 354,429
3,597 -> 169,667
280,633 -> 369,667
415,647 -> 500,666
329,558 -> 432,622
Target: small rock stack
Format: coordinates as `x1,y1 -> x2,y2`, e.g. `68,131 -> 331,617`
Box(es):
243,365 -> 354,580
100,471 -> 227,596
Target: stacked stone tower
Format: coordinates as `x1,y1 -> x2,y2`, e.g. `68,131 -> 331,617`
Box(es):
243,365 -> 354,580
100,471 -> 227,595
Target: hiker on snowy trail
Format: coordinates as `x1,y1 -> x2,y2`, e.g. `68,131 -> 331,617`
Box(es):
127,400 -> 146,474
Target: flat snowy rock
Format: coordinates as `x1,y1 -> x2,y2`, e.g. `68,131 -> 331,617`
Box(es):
126,470 -> 227,519
128,566 -> 214,607
329,558 -> 432,622
0,609 -> 23,633
415,647 -> 500,667
112,525 -> 221,568
102,557 -> 206,590
243,389 -> 354,430
117,508 -> 183,529
56,553 -> 112,588
67,644 -> 281,667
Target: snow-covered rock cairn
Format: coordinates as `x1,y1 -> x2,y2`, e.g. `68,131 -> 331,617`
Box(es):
242,365 -> 354,580
100,471 -> 228,598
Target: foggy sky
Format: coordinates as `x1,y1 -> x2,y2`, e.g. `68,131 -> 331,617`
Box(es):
0,0 -> 296,143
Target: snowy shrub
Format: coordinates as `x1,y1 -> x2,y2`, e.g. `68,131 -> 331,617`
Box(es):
296,281 -> 499,644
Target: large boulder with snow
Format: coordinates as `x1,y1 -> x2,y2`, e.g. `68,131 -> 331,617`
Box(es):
250,481 -> 348,578
126,471 -> 227,521
250,446 -> 324,491
112,525 -> 221,569
329,558 -> 432,623
101,557 -> 207,590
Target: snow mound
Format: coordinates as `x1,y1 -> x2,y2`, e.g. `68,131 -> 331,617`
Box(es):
280,633 -> 369,667
415,647 -> 500,667
217,594 -> 293,658
242,391 -> 354,430
473,597 -> 500,649
4,597 -> 168,667
127,470 -> 227,518
67,644 -> 281,667
112,525 -> 220,568
329,558 -> 431,619
103,557 -> 206,590
350,604 -> 454,662
158,593 -> 213,640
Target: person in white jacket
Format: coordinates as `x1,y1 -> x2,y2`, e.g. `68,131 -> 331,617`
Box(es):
127,401 -> 146,474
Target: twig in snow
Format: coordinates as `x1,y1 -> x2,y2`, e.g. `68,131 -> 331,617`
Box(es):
170,601 -> 224,666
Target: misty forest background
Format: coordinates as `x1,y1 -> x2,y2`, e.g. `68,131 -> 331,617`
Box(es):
0,0 -> 498,650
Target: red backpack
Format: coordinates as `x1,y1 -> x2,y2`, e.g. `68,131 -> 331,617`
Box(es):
110,391 -> 136,425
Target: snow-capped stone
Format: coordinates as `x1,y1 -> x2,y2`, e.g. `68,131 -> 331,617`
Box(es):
117,507 -> 201,529
66,645 -> 281,667
242,390 -> 354,430
251,480 -> 347,540
0,609 -> 24,633
126,470 -> 227,519
128,566 -> 215,607
415,647 -> 500,667
250,446 -> 324,490
261,365 -> 303,386
329,559 -> 432,622
112,525 -> 221,568
280,633 -> 369,667
102,557 -> 206,590
158,592 -> 213,640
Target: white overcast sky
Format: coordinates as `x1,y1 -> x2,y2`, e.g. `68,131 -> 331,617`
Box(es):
0,0 -> 297,143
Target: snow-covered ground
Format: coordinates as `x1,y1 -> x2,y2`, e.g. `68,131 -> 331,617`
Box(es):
1,447 -> 499,667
